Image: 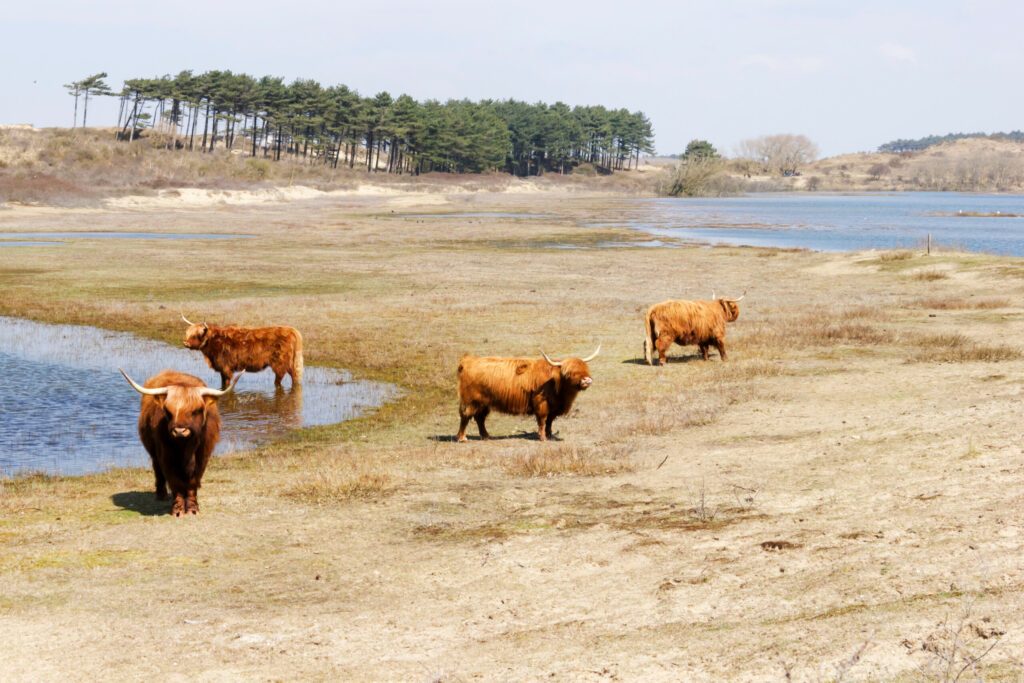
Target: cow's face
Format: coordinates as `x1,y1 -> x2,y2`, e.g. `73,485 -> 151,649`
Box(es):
159,387 -> 214,439
720,300 -> 740,322
559,358 -> 593,391
183,323 -> 210,350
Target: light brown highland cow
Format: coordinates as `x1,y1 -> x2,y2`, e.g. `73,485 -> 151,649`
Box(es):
643,294 -> 744,365
182,315 -> 303,389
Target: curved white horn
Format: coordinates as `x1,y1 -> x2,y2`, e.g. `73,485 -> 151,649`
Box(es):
580,344 -> 601,362
711,290 -> 716,300
181,313 -> 195,326
120,368 -> 169,397
540,351 -> 563,367
197,371 -> 245,398
733,294 -> 745,302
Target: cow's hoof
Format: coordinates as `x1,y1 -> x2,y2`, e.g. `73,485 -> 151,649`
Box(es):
456,436 -> 467,443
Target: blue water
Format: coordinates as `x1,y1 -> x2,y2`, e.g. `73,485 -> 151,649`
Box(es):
607,193 -> 1024,255
0,317 -> 398,478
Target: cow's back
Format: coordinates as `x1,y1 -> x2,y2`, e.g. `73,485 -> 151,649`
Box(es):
458,356 -> 550,415
649,299 -> 725,343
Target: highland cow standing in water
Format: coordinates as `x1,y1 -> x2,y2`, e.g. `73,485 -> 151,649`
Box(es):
181,315 -> 303,389
120,369 -> 240,517
456,346 -> 600,442
643,294 -> 744,365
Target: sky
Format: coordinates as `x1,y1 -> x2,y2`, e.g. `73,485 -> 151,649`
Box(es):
1,0 -> 1022,157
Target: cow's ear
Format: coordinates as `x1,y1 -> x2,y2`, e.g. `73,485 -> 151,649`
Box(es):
515,362 -> 529,375
204,396 -> 217,409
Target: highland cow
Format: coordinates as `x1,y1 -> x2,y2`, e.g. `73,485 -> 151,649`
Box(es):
456,346 -> 600,442
120,369 -> 240,517
643,294 -> 744,365
182,314 -> 303,389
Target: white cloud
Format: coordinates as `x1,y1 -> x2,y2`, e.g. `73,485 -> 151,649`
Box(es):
878,42 -> 918,63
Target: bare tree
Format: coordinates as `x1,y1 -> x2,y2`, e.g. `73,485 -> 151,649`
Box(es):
737,134 -> 819,176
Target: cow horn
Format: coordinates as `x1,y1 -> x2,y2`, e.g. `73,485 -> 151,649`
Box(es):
540,351 -> 563,367
580,344 -> 601,362
181,313 -> 195,326
711,290 -> 716,300
197,371 -> 245,398
119,368 -> 169,397
730,290 -> 747,302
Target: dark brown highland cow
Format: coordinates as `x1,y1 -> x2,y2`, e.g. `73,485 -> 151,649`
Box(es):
120,369 -> 240,517
643,294 -> 744,365
182,314 -> 303,389
456,346 -> 600,442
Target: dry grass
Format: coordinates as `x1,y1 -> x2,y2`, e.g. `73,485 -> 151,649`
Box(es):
500,442 -> 635,477
911,333 -> 1023,363
911,297 -> 1010,310
5,190 -> 1024,680
910,269 -> 951,282
282,467 -> 393,504
879,250 -> 916,262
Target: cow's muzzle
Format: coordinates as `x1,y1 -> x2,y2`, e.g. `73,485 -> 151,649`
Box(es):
171,427 -> 192,438
580,376 -> 592,389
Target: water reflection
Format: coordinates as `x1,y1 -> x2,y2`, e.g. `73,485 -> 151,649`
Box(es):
0,317 -> 398,477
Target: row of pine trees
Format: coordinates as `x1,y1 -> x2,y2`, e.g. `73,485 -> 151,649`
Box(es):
104,71 -> 654,175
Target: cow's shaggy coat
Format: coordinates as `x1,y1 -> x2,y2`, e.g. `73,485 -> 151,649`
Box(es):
456,354 -> 595,442
183,322 -> 303,389
124,370 -> 235,516
644,298 -> 741,365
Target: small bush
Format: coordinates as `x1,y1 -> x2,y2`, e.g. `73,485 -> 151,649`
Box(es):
911,270 -> 950,282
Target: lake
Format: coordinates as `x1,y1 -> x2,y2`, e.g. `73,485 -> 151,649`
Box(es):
0,317 -> 398,477
597,192 -> 1024,255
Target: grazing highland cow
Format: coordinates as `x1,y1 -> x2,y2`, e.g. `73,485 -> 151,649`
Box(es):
643,293 -> 744,365
181,314 -> 303,389
120,369 -> 241,517
456,346 -> 600,442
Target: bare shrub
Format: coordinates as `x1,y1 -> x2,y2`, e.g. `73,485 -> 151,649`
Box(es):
737,134 -> 819,176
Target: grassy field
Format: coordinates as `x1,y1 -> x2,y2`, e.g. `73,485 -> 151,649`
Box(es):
2,187 -> 1024,680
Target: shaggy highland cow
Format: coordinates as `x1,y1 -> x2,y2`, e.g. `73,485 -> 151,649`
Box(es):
643,294 -> 744,365
456,346 -> 600,442
181,315 -> 303,389
120,369 -> 240,517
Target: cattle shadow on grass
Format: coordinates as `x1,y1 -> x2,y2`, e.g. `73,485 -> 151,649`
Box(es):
428,432 -> 561,443
111,491 -> 169,516
621,354 -> 720,365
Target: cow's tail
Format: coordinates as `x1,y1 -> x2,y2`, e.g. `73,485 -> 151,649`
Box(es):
643,308 -> 656,366
292,329 -> 304,384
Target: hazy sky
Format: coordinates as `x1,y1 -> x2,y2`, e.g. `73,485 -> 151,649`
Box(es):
2,0 -> 1021,156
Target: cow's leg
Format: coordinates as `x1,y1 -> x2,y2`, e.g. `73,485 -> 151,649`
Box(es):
171,492 -> 186,517
474,407 -> 491,440
714,338 -> 727,361
152,461 -> 168,501
272,362 -> 286,386
457,404 -> 474,443
185,490 -> 199,515
545,415 -> 556,439
655,334 -> 674,366
535,410 -> 549,442
699,342 -> 710,361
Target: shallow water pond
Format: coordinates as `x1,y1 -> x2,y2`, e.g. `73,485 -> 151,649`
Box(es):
606,193 -> 1024,255
0,317 -> 397,477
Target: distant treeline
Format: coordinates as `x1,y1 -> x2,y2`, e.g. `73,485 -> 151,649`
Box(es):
111,71 -> 654,175
878,131 -> 1024,153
